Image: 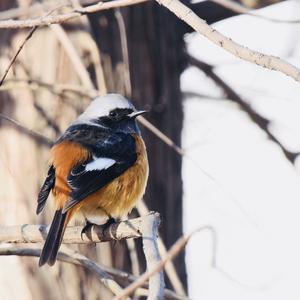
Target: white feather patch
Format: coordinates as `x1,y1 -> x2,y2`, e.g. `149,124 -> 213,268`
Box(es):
85,157 -> 116,171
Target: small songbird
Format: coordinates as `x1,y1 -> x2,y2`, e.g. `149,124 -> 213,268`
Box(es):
36,94 -> 148,266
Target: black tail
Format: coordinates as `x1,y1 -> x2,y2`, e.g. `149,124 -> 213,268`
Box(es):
36,165 -> 55,215
39,209 -> 67,267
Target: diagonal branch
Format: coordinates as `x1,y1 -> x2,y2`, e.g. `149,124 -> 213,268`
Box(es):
0,27 -> 37,86
114,225 -> 216,300
211,0 -> 300,23
0,245 -> 126,297
157,0 -> 300,83
0,0 -> 147,29
0,113 -> 53,147
188,55 -> 299,163
0,245 -> 188,300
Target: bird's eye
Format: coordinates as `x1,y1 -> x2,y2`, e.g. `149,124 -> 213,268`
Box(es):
109,110 -> 117,118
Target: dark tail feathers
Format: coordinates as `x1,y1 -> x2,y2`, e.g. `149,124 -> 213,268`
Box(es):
39,209 -> 67,267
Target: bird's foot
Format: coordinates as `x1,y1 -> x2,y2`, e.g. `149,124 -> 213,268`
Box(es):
101,217 -> 116,235
81,220 -> 94,240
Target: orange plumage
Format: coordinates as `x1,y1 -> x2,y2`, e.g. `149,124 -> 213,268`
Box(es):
50,135 -> 148,219
37,94 -> 148,266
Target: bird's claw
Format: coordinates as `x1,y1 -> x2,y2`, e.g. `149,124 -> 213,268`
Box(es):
101,217 -> 116,235
81,220 -> 94,240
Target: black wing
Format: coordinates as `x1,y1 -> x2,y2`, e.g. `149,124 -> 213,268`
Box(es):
59,125 -> 137,213
36,165 -> 55,214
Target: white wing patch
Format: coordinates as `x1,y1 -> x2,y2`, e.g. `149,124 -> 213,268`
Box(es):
85,157 -> 116,171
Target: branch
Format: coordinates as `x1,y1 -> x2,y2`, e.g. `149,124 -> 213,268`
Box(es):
156,0 -> 300,82
211,0 -> 300,23
0,245 -> 126,297
188,55 -> 299,163
0,7 -> 63,86
0,212 -> 165,299
141,212 -> 164,299
0,0 -> 147,29
0,78 -> 97,98
137,201 -> 187,296
50,23 -> 95,90
114,226 -> 216,300
0,245 -> 188,300
0,113 -> 53,147
0,215 -> 157,244
0,27 -> 36,86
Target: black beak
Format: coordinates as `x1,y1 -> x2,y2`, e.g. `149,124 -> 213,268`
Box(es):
128,110 -> 147,118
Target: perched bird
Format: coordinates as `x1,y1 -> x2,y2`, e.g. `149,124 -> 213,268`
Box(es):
36,94 -> 148,267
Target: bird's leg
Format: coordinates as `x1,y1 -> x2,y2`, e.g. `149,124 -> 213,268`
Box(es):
101,217 -> 117,246
97,206 -> 117,231
102,216 -> 116,230
81,219 -> 94,240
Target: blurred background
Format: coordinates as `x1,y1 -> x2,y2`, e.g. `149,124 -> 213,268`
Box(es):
0,0 -> 300,299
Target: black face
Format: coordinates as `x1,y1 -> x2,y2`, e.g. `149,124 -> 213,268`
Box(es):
92,108 -> 140,134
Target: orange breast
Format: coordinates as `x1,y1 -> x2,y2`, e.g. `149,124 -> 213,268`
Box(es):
50,135 -> 148,219
79,135 -> 149,218
49,141 -> 90,209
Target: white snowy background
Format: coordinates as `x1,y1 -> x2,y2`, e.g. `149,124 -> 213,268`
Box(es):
181,1 -> 300,299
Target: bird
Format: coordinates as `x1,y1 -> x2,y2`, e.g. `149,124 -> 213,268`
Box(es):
36,94 -> 149,267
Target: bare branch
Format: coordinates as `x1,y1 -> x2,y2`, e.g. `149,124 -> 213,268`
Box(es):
0,244 -> 188,300
211,0 -> 300,23
1,78 -> 98,98
141,212 -> 164,299
137,201 -> 187,296
0,113 -> 53,147
0,245 -> 126,297
50,24 -> 95,90
157,0 -> 300,82
115,9 -> 132,97
188,55 -> 299,163
114,226 -> 216,300
0,213 -> 167,299
0,0 -> 148,29
0,215 -> 153,244
0,27 -> 36,86
138,116 -> 185,156
0,6 -> 64,86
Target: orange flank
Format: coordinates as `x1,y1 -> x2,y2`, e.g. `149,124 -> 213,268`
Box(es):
49,135 -> 148,219
49,141 -> 90,209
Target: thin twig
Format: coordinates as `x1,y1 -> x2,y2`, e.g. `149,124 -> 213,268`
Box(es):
0,113 -> 53,147
0,6 -> 63,86
0,245 -> 188,300
50,24 -> 95,90
0,0 -> 148,29
157,0 -> 300,82
211,0 -> 300,23
0,245 -> 126,297
0,27 -> 36,86
138,116 -> 185,156
0,1 -> 100,21
114,226 -> 215,300
1,78 -> 97,98
188,55 -> 299,163
115,9 -> 132,97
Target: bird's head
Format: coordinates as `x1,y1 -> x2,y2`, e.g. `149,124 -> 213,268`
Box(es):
74,94 -> 146,134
